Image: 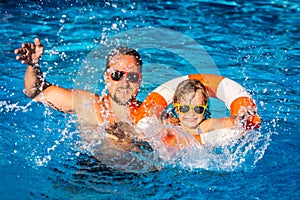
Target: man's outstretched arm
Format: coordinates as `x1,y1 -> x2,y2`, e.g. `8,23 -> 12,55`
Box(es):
15,38 -> 97,114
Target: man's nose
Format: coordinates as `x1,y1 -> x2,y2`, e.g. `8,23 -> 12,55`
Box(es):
120,75 -> 130,85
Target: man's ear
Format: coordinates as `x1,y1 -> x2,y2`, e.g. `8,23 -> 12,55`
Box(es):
104,71 -> 109,84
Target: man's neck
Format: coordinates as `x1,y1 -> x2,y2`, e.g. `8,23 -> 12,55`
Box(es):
109,97 -> 131,122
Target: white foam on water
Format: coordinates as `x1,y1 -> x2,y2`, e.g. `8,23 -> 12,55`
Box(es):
139,115 -> 271,172
0,100 -> 32,113
1,98 -> 271,173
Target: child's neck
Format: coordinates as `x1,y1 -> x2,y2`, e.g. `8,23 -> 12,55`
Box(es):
182,126 -> 198,135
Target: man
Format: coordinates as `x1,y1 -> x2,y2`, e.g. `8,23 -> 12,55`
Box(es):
15,38 -> 143,127
15,38 -> 159,172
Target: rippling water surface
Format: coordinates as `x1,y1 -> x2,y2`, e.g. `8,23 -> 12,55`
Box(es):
1,0 -> 299,199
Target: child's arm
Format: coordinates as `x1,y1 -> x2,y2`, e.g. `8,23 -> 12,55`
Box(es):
200,118 -> 234,133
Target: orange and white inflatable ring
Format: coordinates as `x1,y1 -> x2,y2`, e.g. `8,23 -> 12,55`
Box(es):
132,74 -> 261,130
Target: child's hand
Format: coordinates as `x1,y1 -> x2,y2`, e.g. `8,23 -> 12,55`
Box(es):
237,106 -> 261,130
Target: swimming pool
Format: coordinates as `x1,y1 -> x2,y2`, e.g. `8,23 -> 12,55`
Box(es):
1,0 -> 299,199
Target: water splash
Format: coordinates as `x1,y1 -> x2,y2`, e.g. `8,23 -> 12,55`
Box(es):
0,100 -> 32,113
139,116 -> 271,172
0,96 -> 81,169
1,93 -> 271,173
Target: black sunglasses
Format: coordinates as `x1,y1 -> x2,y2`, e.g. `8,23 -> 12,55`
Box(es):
110,70 -> 141,83
174,103 -> 207,114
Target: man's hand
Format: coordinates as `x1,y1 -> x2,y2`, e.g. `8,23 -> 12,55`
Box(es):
14,38 -> 44,65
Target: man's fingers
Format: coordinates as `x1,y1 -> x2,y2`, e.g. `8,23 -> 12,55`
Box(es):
22,43 -> 30,49
15,43 -> 32,56
16,54 -> 29,61
16,55 -> 26,60
35,38 -> 44,56
22,43 -> 36,51
16,39 -> 44,63
14,48 -> 25,54
35,46 -> 44,57
34,38 -> 41,46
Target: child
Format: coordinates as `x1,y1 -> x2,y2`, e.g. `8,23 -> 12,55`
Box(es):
164,79 -> 238,145
139,79 -> 257,149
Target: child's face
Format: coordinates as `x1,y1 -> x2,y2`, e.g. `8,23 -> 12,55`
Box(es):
177,91 -> 205,130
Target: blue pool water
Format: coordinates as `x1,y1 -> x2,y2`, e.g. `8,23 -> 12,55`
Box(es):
1,0 -> 299,199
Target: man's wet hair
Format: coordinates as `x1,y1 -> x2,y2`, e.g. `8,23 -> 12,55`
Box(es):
106,47 -> 143,70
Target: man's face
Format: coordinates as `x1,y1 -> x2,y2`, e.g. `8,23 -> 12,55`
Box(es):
105,55 -> 142,106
